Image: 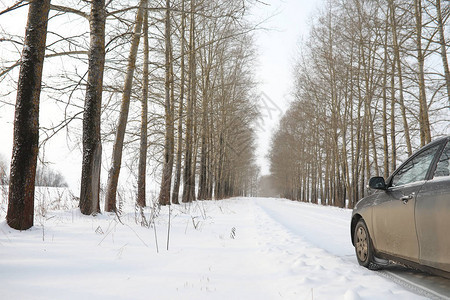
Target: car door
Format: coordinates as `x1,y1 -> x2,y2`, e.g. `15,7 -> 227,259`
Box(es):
415,139 -> 450,272
372,143 -> 442,262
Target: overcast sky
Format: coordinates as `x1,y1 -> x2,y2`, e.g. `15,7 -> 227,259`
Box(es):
250,0 -> 321,175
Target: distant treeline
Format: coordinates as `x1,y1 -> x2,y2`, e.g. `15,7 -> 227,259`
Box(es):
269,0 -> 449,208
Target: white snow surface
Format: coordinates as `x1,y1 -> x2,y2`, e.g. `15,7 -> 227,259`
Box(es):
0,195 -> 427,300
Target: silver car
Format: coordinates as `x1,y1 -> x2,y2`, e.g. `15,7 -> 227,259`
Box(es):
351,135 -> 450,277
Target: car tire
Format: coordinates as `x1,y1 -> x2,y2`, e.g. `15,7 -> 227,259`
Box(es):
354,219 -> 379,270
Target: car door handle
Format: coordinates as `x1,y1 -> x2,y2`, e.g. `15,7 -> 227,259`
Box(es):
401,192 -> 415,204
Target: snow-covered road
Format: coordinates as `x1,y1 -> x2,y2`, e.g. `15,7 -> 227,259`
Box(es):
0,196 -> 447,299
251,198 -> 450,299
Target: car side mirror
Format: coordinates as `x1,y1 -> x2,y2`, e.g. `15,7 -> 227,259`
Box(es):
368,177 -> 387,190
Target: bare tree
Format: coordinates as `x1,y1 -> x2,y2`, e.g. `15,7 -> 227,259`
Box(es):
79,0 -> 106,215
137,1 -> 149,208
270,0 -> 448,208
7,0 -> 51,230
158,0 -> 175,206
182,0 -> 196,203
389,0 -> 412,156
414,0 -> 431,145
434,0 -> 450,106
1,0 -> 263,216
104,0 -> 146,212
171,0 -> 186,205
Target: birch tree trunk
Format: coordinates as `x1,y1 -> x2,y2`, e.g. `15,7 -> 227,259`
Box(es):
79,0 -> 106,215
7,0 -> 51,230
105,0 -> 146,212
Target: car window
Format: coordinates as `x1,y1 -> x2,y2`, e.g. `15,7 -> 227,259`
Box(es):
391,144 -> 440,187
434,141 -> 450,178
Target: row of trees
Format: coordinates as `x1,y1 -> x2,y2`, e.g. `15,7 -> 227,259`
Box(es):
1,0 -> 260,230
269,0 -> 449,208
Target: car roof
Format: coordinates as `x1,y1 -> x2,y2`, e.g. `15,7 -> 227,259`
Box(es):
427,135 -> 450,147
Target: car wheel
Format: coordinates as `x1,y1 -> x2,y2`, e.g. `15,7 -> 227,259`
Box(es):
354,219 -> 379,270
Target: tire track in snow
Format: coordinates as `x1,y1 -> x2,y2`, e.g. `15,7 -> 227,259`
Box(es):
245,198 -> 427,299
379,270 -> 450,300
252,198 -> 354,257
250,198 -> 450,299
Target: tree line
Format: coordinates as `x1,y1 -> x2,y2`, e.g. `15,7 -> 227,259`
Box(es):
269,0 -> 449,208
1,0 -> 260,230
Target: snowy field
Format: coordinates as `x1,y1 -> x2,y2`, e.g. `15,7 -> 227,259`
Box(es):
0,193 -> 430,299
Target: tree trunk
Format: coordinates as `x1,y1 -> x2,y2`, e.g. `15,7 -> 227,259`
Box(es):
436,0 -> 450,107
215,130 -> 224,200
7,0 -> 50,230
382,15 -> 389,178
390,59 -> 397,172
414,0 -> 431,146
182,0 -> 196,203
360,129 -> 366,200
158,0 -> 175,206
198,68 -> 210,200
171,0 -> 186,205
137,2 -> 149,208
390,0 -> 412,156
80,0 -> 106,216
105,0 -> 146,212
207,122 -> 214,199
190,104 -> 198,201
